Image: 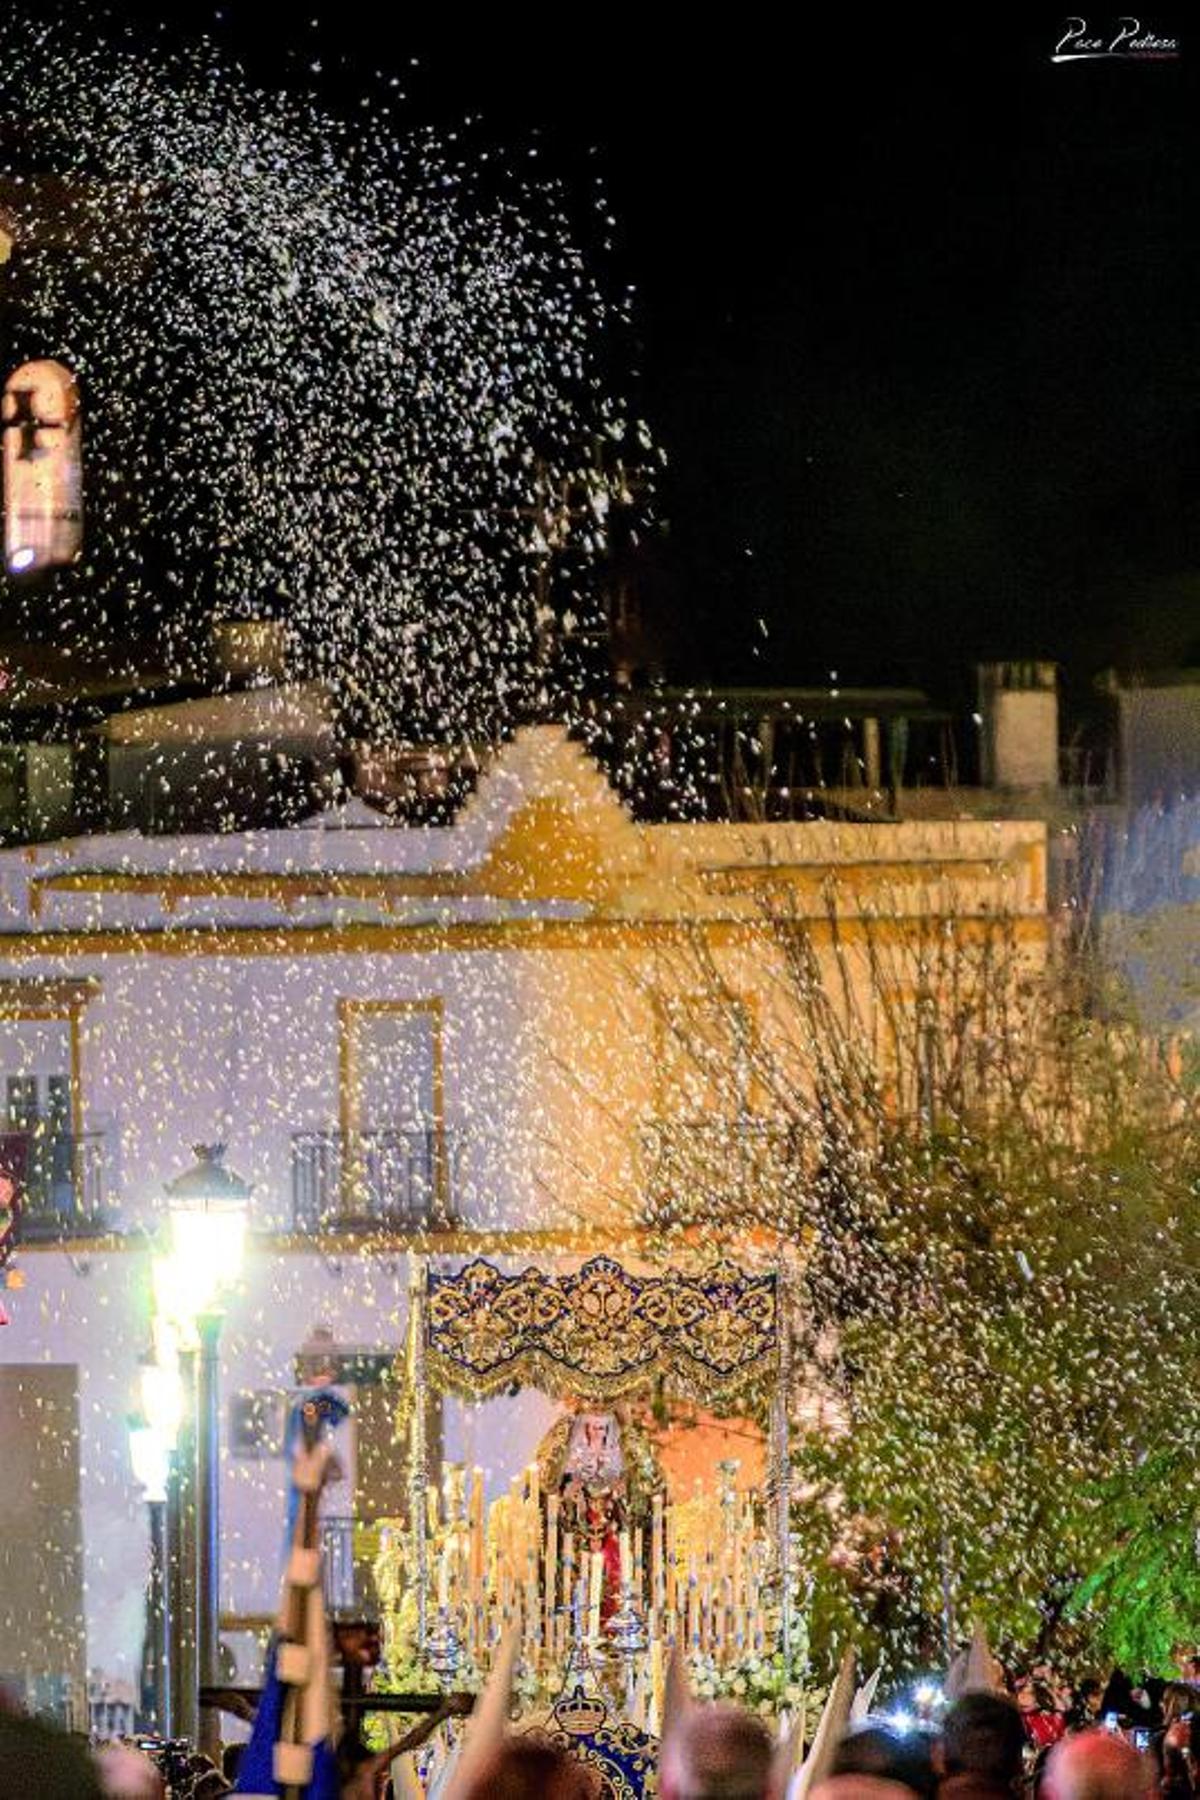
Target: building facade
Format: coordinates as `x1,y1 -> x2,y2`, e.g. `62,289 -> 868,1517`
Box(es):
0,726 -> 1049,1706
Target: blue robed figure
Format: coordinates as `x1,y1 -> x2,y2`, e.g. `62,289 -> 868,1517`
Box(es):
235,1389 -> 350,1798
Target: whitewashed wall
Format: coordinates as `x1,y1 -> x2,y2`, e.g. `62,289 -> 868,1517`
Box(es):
0,1241 -> 561,1684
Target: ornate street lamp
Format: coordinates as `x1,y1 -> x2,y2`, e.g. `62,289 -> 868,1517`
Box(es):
156,1144 -> 251,1756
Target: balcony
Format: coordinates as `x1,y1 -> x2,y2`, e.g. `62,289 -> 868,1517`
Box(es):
291,1129 -> 455,1233
638,1117 -> 808,1227
11,1131 -> 111,1242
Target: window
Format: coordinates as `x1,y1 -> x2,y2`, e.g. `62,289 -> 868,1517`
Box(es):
1,1021 -> 73,1126
2,360 -> 83,574
0,982 -> 101,1227
336,1000 -> 447,1222
229,1390 -> 287,1460
341,1001 -> 441,1136
5,1076 -> 37,1130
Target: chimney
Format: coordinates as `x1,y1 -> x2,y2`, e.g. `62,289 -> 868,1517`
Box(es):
977,661 -> 1059,789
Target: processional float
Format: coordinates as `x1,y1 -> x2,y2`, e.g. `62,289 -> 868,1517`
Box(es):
377,1243 -> 798,1791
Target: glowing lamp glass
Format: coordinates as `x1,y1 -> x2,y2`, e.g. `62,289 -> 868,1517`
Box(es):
162,1199 -> 247,1328
139,1358 -> 183,1448
128,1420 -> 170,1504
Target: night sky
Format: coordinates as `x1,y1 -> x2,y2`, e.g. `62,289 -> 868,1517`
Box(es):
105,4 -> 1199,706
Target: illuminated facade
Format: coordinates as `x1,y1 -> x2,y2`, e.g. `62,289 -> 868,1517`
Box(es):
0,726 -> 1049,1707
2,358 -> 83,574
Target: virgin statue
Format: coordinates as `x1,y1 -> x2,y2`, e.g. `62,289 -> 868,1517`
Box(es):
536,1401 -> 660,1621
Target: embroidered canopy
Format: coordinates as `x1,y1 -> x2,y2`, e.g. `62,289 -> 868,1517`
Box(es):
423,1253 -> 778,1405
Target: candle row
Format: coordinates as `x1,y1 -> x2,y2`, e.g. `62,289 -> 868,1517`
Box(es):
419,1462 -> 781,1677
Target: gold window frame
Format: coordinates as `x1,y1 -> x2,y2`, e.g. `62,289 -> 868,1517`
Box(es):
336,998 -> 447,1218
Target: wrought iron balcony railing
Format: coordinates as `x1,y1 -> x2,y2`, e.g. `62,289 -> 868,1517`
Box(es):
291,1129 -> 455,1233
9,1130 -> 111,1242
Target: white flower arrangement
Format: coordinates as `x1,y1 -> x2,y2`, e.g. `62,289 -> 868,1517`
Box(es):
685,1649 -> 825,1730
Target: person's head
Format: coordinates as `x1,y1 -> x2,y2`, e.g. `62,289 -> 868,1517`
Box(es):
191,1773 -> 231,1800
1099,1669 -> 1133,1715
1162,1682 -> 1196,1726
1041,1728 -> 1155,1800
942,1692 -> 1027,1788
94,1744 -> 165,1798
1076,1680 -> 1103,1719
830,1724 -> 935,1797
659,1701 -> 775,1800
454,1739 -> 599,1800
810,1783 -> 921,1800
1015,1675 -> 1056,1715
0,1710 -> 103,1799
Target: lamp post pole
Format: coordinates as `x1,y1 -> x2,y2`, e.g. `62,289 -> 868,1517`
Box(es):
163,1451 -> 182,1739
129,1409 -> 172,1737
196,1310 -> 223,1761
176,1343 -> 199,1749
141,1494 -> 169,1734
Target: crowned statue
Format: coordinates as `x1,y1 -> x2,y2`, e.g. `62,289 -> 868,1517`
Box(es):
537,1401 -> 661,1622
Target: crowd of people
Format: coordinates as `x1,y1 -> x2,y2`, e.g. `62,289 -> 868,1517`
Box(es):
1008,1654 -> 1200,1799
0,1708 -> 239,1799
430,1644 -> 1200,1800
1,1649 -> 1197,1797
444,1647 -> 1200,1800
436,1685 -> 1194,1800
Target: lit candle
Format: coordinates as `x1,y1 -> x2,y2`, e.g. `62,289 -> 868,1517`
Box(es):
651,1493 -> 664,1630
525,1570 -> 539,1659
587,1549 -> 604,1644
560,1530 -> 575,1660
619,1528 -> 632,1594
469,1468 -> 485,1598
574,1570 -> 588,1653
649,1634 -> 665,1735
665,1503 -> 677,1618
544,1494 -> 560,1656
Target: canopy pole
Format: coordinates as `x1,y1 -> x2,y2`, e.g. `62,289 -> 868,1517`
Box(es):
408,1255 -> 430,1659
